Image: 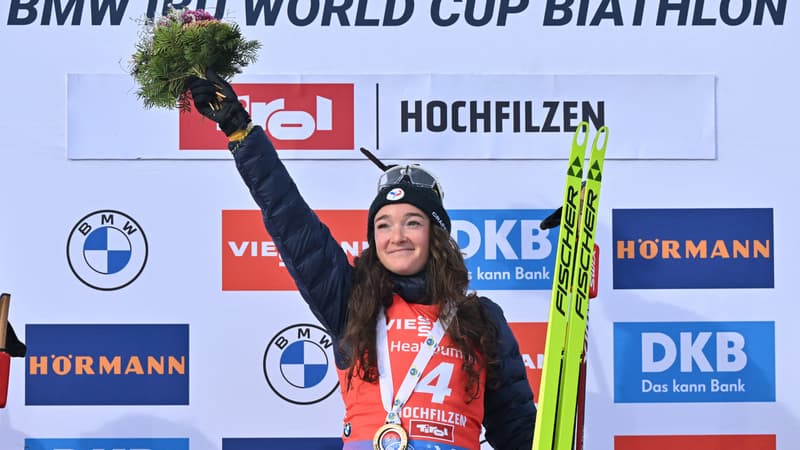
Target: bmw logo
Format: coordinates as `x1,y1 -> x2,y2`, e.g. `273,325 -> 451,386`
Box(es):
263,323 -> 339,405
67,210 -> 148,291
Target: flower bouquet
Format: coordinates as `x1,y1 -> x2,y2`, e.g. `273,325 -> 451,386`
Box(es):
129,7 -> 261,110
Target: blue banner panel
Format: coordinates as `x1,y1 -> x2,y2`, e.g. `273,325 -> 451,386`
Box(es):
223,438 -> 342,450
614,321 -> 775,403
25,324 -> 189,405
612,208 -> 774,289
450,209 -> 556,291
25,438 -> 189,450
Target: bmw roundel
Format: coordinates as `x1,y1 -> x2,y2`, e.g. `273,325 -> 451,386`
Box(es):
263,323 -> 339,405
67,210 -> 148,291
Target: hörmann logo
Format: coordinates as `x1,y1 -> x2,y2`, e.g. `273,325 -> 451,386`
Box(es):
614,321 -> 775,403
179,83 -> 354,150
25,324 -> 189,405
25,438 -> 190,450
612,208 -> 774,289
615,434 -> 776,450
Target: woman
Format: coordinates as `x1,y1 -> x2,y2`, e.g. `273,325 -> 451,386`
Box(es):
187,71 -> 536,450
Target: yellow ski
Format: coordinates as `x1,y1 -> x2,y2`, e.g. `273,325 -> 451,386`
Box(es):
533,122 -> 608,450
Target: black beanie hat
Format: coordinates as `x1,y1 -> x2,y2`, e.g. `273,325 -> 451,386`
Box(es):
367,183 -> 451,242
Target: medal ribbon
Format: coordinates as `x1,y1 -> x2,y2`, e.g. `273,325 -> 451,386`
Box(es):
376,307 -> 449,425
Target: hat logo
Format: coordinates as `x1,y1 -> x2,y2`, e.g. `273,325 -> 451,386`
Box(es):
386,187 -> 406,201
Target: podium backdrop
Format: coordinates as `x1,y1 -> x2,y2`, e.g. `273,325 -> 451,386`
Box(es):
0,1 -> 794,449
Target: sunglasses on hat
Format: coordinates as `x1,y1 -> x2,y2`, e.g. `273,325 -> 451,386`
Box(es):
360,147 -> 444,201
377,165 -> 444,201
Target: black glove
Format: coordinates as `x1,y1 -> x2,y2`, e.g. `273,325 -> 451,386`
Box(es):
540,206 -> 562,230
3,322 -> 25,358
185,69 -> 251,136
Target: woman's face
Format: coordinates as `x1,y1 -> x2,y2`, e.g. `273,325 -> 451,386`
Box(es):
373,203 -> 431,276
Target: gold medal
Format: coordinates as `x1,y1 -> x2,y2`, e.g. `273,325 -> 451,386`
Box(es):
373,422 -> 408,450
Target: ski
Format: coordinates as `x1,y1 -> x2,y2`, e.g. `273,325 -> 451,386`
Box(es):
533,122 -> 608,450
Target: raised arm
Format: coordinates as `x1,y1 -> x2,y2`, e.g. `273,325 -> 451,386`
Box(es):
187,70 -> 353,337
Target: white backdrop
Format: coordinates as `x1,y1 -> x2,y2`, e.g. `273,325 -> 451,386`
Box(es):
0,1 -> 795,449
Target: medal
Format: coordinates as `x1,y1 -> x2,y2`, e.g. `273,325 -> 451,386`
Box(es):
373,422 -> 408,450
374,306 -> 451,450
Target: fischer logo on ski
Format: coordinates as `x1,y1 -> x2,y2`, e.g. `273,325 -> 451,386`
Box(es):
533,122 -> 608,450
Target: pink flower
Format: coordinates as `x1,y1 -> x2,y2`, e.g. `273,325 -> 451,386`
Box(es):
181,9 -> 217,24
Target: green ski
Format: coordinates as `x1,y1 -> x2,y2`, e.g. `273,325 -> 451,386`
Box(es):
533,122 -> 608,450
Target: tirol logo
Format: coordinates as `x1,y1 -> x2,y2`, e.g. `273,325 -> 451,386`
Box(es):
615,434 -> 776,450
222,438 -> 343,450
25,438 -> 190,450
450,210 -> 556,290
409,419 -> 455,443
612,208 -> 774,289
508,322 -> 547,403
179,83 -> 355,150
263,323 -> 339,405
222,209 -> 367,291
25,324 -> 189,405
614,321 -> 775,403
67,210 -> 148,290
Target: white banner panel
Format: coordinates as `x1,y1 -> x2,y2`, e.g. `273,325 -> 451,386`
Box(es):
4,1 -> 797,449
67,74 -> 715,160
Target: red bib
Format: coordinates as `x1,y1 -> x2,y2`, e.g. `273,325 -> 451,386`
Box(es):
338,295 -> 485,450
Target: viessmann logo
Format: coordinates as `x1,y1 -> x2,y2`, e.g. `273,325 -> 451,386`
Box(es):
179,83 -> 354,150
222,209 -> 366,290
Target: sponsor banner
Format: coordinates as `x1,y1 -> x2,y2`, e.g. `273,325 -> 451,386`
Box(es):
66,210 -> 148,291
262,324 -> 339,405
614,322 -> 775,403
223,438 -> 342,450
25,438 -> 189,450
222,209 -> 367,291
615,434 -> 776,450
179,83 -> 354,150
508,322 -> 547,402
68,74 -> 714,160
452,210 -> 555,291
222,209 -> 556,291
25,324 -> 189,405
612,208 -> 774,289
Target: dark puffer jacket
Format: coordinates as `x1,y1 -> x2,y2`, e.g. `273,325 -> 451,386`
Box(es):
232,127 -> 536,449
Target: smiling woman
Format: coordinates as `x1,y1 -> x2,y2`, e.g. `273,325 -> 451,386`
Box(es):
372,203 -> 431,276
181,69 -> 536,450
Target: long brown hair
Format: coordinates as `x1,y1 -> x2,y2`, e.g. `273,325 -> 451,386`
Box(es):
341,225 -> 499,401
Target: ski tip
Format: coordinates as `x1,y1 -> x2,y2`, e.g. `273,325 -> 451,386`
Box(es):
592,126 -> 609,153
572,121 -> 590,148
